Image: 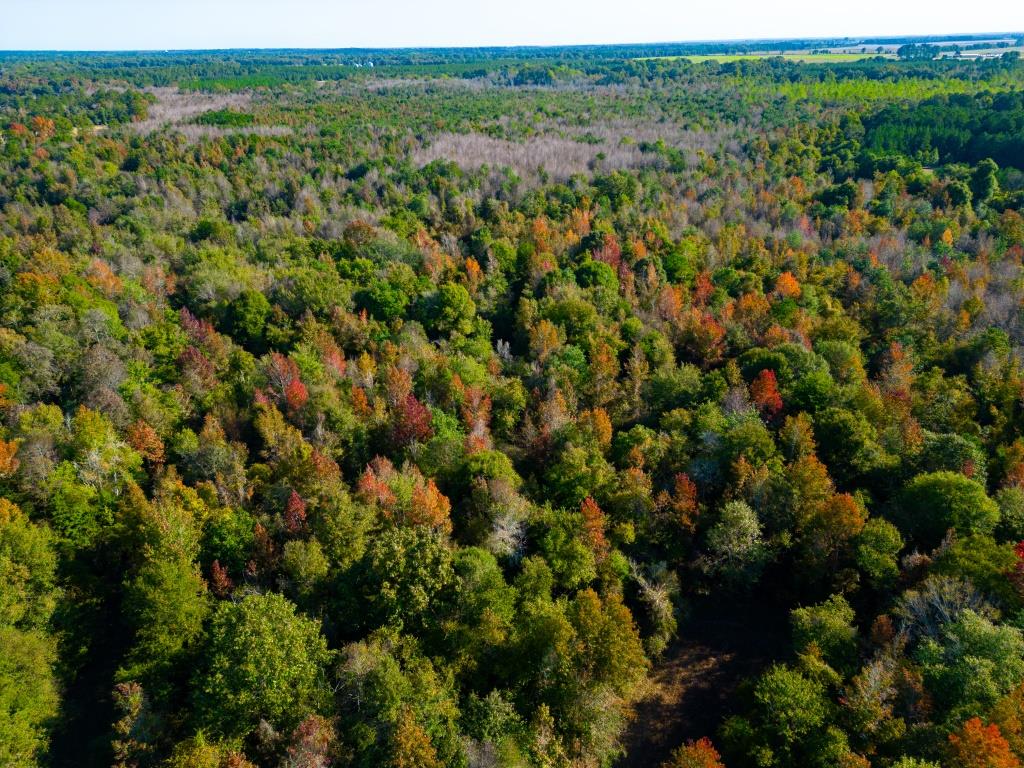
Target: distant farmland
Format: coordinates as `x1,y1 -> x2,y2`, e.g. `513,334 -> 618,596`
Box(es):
641,52 -> 896,62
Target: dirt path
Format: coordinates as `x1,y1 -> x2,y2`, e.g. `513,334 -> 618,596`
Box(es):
616,603 -> 787,767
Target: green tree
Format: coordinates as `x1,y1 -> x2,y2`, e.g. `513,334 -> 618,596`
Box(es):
423,283 -> 476,337
855,517 -> 903,588
814,407 -> 888,485
791,595 -> 858,673
947,180 -> 973,208
0,625 -> 60,767
896,471 -> 1000,547
357,280 -> 411,324
995,487 -> 1024,542
229,289 -> 271,347
702,500 -> 767,585
933,535 -> 1019,611
916,609 -> 1024,722
360,527 -> 455,634
970,158 -> 1000,205
192,593 -> 333,738
337,636 -> 462,768
0,499 -> 58,630
0,500 -> 60,767
723,664 -> 832,766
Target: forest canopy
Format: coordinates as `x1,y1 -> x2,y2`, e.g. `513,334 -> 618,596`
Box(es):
1,41 -> 1024,768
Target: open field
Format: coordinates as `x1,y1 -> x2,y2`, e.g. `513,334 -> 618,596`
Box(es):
937,46 -> 1024,58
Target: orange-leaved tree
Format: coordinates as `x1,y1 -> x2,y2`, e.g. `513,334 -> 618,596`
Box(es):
948,718 -> 1021,768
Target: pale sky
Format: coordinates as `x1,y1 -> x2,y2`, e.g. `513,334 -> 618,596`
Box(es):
0,0 -> 1020,51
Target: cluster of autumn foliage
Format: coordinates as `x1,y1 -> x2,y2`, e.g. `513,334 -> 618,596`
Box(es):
1,49 -> 1024,768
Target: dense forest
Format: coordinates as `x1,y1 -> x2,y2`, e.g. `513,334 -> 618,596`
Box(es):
2,42 -> 1024,768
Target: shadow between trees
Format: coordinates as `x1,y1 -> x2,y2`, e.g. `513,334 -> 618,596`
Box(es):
616,592 -> 789,768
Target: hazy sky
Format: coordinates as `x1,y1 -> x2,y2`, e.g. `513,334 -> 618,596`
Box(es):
1,0 -> 1020,50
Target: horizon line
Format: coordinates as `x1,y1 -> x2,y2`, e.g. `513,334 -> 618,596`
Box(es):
1,29 -> 1021,55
